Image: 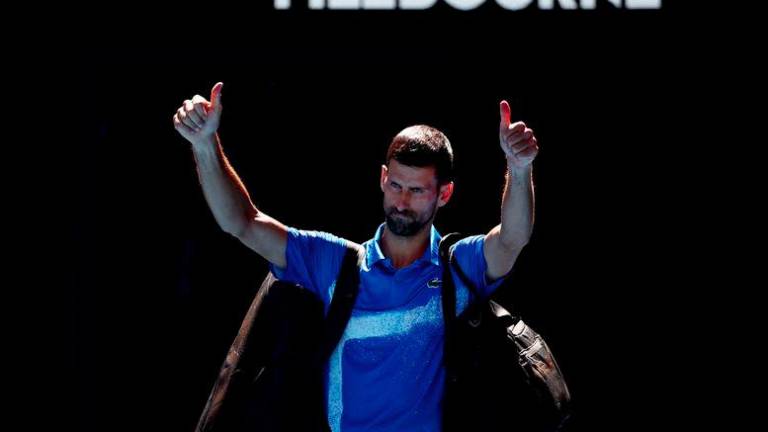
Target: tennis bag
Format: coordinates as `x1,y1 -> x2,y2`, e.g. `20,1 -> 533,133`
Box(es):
195,244 -> 364,432
439,233 -> 572,432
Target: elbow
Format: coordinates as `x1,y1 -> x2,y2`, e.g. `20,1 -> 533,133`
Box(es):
222,208 -> 259,239
222,223 -> 247,239
498,220 -> 533,248
221,216 -> 252,239
500,232 -> 531,251
500,239 -> 528,252
492,224 -> 531,252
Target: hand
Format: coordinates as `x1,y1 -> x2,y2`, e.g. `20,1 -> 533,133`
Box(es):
499,100 -> 539,169
173,82 -> 224,147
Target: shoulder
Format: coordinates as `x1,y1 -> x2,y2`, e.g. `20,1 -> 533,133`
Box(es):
449,234 -> 485,259
287,227 -> 360,249
284,228 -> 364,269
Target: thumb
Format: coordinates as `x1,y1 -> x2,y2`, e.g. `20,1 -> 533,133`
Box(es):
499,100 -> 511,129
209,82 -> 224,113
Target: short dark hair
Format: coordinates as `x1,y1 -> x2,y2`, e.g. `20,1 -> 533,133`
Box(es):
386,125 -> 454,185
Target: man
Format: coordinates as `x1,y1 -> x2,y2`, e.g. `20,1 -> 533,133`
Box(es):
173,82 -> 539,431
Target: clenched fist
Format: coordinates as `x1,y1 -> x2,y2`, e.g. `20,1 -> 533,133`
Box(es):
499,100 -> 539,169
173,82 -> 224,147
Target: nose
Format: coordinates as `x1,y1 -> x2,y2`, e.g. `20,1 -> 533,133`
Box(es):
395,191 -> 411,212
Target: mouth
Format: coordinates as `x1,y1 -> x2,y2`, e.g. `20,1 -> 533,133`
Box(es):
392,212 -> 413,221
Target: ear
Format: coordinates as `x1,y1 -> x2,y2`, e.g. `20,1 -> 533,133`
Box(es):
437,181 -> 454,207
380,164 -> 388,192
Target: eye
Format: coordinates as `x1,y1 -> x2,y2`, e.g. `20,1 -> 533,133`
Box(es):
410,188 -> 424,194
390,182 -> 402,191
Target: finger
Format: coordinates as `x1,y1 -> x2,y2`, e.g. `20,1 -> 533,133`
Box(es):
184,100 -> 204,128
515,145 -> 538,160
499,100 -> 511,129
186,108 -> 205,129
178,108 -> 198,130
173,114 -> 195,135
508,139 -> 529,153
502,122 -> 526,137
514,137 -> 538,156
503,127 -> 532,147
210,82 -> 223,114
192,95 -> 208,118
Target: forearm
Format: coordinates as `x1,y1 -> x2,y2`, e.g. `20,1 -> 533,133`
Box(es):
498,160 -> 535,248
191,134 -> 258,237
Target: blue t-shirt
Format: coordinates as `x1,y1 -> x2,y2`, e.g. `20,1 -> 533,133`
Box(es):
269,223 -> 507,432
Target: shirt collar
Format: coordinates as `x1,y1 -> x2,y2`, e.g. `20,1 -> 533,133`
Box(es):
366,222 -> 442,269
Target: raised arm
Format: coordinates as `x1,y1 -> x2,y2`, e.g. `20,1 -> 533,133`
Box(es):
484,100 -> 538,280
173,82 -> 287,267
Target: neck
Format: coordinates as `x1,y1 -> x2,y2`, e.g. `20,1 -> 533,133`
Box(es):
381,224 -> 431,270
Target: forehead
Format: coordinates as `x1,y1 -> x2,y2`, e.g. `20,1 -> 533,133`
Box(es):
386,160 -> 438,187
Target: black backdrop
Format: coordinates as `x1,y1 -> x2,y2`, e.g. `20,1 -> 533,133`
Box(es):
77,3 -> 708,431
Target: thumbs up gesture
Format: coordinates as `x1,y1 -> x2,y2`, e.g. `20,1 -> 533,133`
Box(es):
499,100 -> 538,169
173,82 -> 224,146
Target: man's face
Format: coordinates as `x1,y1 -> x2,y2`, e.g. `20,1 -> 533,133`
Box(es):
380,160 -> 453,237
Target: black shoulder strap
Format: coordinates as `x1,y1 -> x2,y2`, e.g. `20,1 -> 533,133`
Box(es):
439,232 -> 486,321
439,233 -> 463,328
439,232 -> 465,379
317,243 -> 365,362
439,233 -> 517,369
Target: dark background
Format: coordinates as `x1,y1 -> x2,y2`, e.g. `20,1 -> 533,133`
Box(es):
77,2 -> 711,431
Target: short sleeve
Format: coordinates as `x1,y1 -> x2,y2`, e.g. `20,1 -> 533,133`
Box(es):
449,234 -> 508,302
268,227 -> 349,307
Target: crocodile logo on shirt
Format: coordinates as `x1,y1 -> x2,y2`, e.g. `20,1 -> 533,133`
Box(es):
427,278 -> 442,289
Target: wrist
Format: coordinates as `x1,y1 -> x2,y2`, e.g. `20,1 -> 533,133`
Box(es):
506,159 -> 533,175
191,134 -> 218,154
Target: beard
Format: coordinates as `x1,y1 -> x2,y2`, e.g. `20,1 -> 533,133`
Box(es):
384,203 -> 437,237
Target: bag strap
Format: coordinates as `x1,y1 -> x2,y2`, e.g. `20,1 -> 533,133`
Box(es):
439,233 -> 518,319
317,243 -> 365,363
438,233 -> 520,367
438,232 -> 465,380
439,232 -> 484,322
